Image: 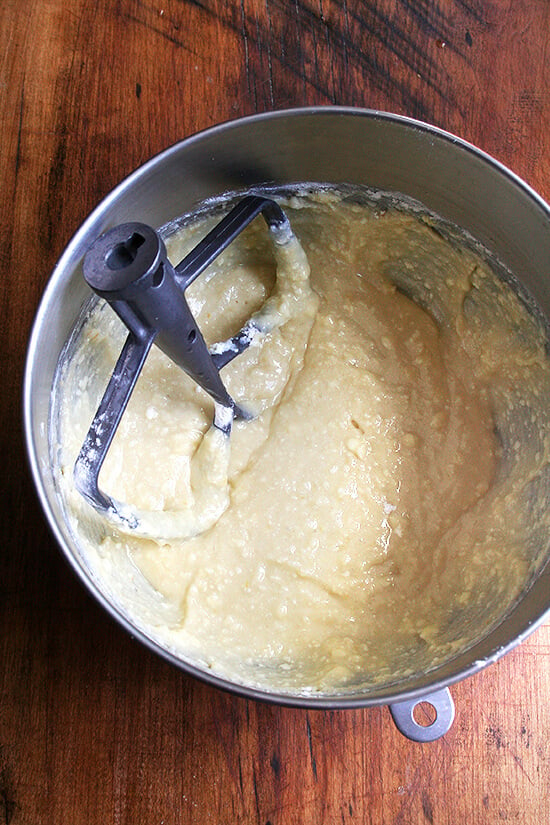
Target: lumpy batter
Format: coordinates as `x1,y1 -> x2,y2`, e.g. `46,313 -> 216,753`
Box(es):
54,189 -> 550,693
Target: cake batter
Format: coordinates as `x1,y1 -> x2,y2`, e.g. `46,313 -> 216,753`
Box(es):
54,189 -> 550,693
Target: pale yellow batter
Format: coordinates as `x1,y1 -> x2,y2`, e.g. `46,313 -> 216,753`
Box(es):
54,189 -> 550,694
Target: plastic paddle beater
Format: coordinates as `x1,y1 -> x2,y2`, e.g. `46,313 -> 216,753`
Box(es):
73,195 -> 292,525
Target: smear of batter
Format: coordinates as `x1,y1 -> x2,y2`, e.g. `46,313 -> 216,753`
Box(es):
54,189 -> 550,694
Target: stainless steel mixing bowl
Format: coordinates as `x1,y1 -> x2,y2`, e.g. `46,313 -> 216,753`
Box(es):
24,108 -> 550,741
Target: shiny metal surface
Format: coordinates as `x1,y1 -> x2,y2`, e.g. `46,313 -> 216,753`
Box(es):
23,108 -> 550,722
390,688 -> 456,742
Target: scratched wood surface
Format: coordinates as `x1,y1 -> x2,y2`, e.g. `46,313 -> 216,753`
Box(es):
2,1 -> 550,823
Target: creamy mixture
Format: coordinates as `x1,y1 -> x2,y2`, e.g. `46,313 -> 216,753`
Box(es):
54,190 -> 550,693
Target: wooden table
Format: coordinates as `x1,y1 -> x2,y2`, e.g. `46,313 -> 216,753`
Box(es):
2,1 -> 549,822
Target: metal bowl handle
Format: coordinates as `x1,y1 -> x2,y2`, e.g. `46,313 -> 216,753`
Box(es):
389,687 -> 455,742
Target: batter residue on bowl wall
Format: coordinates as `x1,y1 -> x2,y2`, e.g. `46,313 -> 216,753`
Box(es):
53,189 -> 550,694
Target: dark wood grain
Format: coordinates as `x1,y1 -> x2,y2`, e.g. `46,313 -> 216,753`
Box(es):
1,1 -> 550,823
